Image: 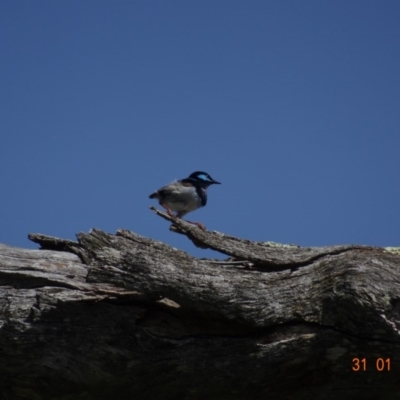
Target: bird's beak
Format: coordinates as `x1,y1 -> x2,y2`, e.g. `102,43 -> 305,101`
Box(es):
212,180 -> 221,185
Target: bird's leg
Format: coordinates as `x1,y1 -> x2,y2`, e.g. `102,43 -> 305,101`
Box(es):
174,212 -> 206,230
184,220 -> 206,231
161,204 -> 175,218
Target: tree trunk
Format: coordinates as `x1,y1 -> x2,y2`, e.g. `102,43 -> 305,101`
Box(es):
1,208 -> 400,400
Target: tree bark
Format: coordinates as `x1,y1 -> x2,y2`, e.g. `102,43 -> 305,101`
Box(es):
1,208 -> 400,400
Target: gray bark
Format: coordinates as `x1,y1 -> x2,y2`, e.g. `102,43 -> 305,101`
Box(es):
1,208 -> 400,400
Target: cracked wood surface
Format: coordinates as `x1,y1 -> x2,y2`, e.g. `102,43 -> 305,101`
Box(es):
1,211 -> 400,399
149,206 -> 376,268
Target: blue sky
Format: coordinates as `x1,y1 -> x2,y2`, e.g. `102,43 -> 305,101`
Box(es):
1,1 -> 399,259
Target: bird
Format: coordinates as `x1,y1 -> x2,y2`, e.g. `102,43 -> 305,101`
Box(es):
149,171 -> 221,229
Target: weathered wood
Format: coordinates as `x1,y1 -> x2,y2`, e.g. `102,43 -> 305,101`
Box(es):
1,210 -> 400,399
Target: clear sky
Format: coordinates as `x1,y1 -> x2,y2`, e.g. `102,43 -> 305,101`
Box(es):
1,1 -> 399,259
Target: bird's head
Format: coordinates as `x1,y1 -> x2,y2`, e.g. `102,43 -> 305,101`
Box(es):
188,171 -> 221,186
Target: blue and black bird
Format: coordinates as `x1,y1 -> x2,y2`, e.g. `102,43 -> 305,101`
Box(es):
149,171 -> 221,228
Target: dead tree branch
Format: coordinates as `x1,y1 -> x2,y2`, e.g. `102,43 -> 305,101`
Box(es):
0,208 -> 399,399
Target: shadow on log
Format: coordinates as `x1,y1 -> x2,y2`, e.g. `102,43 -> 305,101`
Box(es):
1,208 -> 400,399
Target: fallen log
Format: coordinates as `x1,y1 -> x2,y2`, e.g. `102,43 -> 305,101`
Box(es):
0,209 -> 399,399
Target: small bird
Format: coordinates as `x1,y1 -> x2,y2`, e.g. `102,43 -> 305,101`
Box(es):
149,171 -> 221,228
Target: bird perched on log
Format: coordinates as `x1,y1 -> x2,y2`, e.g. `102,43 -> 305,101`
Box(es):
149,171 -> 221,229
